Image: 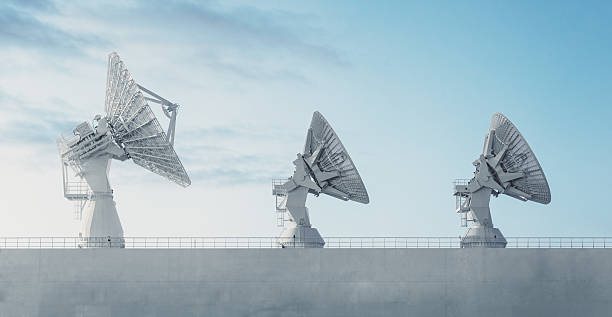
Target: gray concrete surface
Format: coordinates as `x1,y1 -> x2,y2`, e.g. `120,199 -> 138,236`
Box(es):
0,248 -> 610,316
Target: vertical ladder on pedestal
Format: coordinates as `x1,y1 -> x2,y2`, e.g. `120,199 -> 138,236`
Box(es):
454,179 -> 470,227
272,179 -> 288,227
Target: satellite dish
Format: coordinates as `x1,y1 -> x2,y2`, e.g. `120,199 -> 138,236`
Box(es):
454,113 -> 551,248
57,52 -> 191,247
273,111 -> 369,248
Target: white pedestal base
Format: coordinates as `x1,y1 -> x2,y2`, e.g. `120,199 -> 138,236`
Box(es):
461,226 -> 507,248
279,226 -> 325,248
80,194 -> 125,248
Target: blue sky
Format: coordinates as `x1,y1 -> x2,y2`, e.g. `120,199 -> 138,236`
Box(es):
0,0 -> 611,237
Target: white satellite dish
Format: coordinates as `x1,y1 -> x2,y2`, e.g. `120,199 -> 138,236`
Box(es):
57,52 -> 191,247
454,113 -> 551,248
273,111 -> 369,248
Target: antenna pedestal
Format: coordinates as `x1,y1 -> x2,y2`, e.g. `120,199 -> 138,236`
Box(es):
460,226 -> 507,248
279,225 -> 324,248
456,188 -> 507,248
278,186 -> 325,248
79,156 -> 124,248
80,194 -> 124,248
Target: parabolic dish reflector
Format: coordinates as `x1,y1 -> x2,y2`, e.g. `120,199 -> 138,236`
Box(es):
104,52 -> 191,187
487,113 -> 550,204
304,111 -> 369,204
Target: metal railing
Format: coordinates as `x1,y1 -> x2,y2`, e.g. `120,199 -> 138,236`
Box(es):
0,237 -> 611,249
324,237 -> 460,248
505,237 -> 612,248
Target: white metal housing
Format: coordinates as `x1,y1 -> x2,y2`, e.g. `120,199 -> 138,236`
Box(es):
273,111 -> 369,248
454,113 -> 551,248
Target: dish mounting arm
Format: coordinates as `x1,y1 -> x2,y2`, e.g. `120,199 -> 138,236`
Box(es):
276,154 -> 322,227
275,148 -> 349,226
454,130 -> 529,227
302,136 -> 347,201
137,84 -> 179,146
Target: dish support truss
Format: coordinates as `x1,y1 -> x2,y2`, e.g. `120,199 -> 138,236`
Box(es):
137,84 -> 179,146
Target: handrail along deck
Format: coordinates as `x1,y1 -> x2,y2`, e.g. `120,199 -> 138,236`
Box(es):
0,237 -> 611,248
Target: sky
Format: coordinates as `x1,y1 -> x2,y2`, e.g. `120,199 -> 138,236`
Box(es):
0,0 -> 611,238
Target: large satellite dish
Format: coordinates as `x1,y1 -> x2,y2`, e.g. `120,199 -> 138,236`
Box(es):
57,52 -> 191,247
454,113 -> 551,248
273,111 -> 369,248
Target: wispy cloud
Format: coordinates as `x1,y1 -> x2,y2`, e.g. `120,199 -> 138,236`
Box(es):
177,125 -> 300,185
0,1 -> 108,57
1,1 -> 345,81
0,0 -> 338,187
0,119 -> 77,144
68,1 -> 346,65
4,0 -> 57,13
0,90 -> 79,144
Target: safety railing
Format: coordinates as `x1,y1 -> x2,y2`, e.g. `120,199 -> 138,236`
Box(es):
324,237 -> 460,248
505,237 -> 612,248
0,237 -> 611,249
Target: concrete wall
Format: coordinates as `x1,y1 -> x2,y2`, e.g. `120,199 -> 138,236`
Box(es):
0,249 -> 611,317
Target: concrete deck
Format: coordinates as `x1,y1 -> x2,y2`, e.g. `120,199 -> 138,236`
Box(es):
0,249 -> 611,316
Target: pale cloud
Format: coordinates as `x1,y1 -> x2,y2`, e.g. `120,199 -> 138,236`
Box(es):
1,0 -> 345,82
178,125 -> 301,184
0,90 -> 80,144
0,0 -> 334,188
0,1 -> 108,57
